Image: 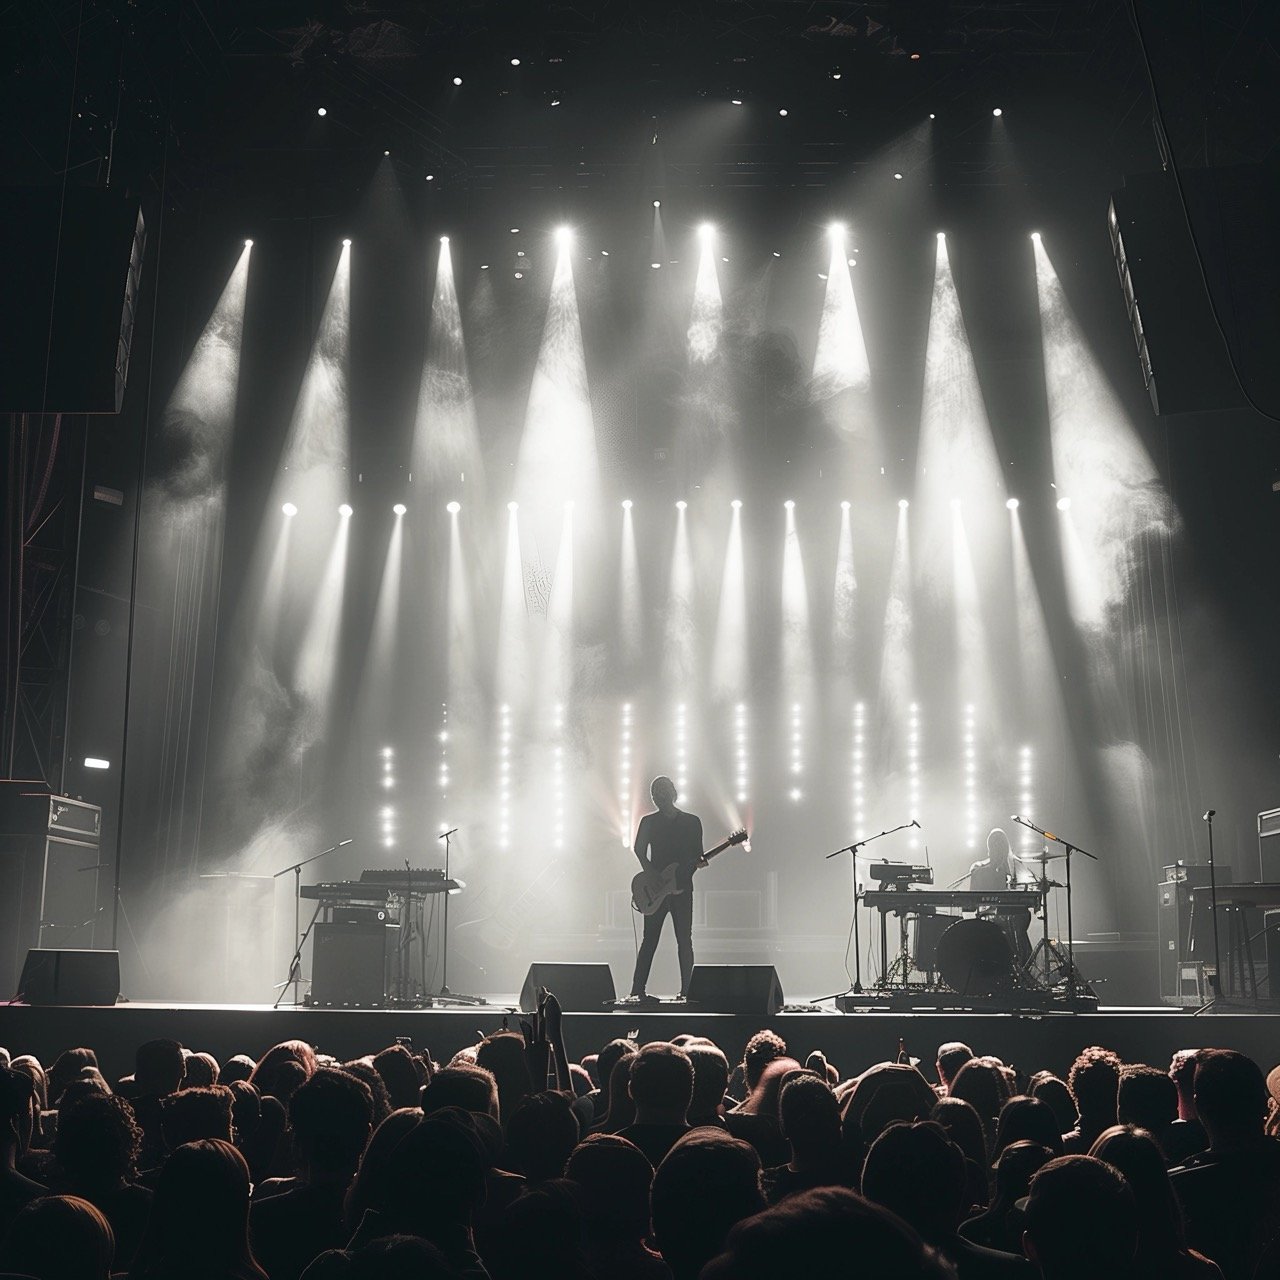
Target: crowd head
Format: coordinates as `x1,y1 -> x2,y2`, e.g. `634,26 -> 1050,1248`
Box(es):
1,1021 -> 1276,1280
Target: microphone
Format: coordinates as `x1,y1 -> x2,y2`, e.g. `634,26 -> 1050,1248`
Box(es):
912,819 -> 920,829
438,827 -> 459,840
1010,814 -> 1019,822
1202,810 -> 1215,821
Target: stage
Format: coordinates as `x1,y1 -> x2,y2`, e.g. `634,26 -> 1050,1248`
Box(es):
1,999 -> 1276,1086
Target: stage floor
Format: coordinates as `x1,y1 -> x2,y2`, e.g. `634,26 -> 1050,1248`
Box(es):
2,998 -> 1277,1084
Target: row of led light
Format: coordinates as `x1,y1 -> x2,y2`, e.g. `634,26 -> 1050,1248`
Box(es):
281,495 -> 1076,518
315,98 -> 1005,120
852,702 -> 867,835
674,701 -> 688,794
553,702 -> 566,851
963,704 -> 978,849
734,702 -> 749,806
1019,745 -> 1035,848
380,746 -> 396,848
618,703 -> 633,847
908,703 -> 922,850
498,703 -> 512,850
249,220 -> 1043,273
437,704 -> 450,799
788,702 -> 804,804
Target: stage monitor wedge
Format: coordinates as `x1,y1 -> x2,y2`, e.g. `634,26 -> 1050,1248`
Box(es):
520,962 -> 616,1012
686,964 -> 784,1015
17,948 -> 119,1006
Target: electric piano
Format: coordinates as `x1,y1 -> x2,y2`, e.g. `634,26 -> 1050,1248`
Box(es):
1189,882 -> 1280,1001
862,888 -> 1045,913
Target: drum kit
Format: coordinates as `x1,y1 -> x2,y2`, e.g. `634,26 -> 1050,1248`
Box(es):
827,815 -> 1100,1012
868,851 -> 1095,1011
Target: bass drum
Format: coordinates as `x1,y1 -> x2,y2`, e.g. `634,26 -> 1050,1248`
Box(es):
936,918 -> 1016,998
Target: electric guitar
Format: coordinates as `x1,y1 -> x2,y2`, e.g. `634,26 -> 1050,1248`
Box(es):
630,828 -> 749,915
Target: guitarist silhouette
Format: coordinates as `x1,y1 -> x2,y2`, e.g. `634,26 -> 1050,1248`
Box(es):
628,776 -> 705,1003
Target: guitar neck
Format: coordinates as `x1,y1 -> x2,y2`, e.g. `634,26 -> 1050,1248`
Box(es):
702,838 -> 733,863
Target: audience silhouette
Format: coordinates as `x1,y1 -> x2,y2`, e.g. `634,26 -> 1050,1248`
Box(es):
1,1020 -> 1277,1280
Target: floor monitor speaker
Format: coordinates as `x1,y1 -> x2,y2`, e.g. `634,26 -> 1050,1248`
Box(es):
686,964 -> 784,1015
520,962 -> 616,1012
17,948 -> 119,1005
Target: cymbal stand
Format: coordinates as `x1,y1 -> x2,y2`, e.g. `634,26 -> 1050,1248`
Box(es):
816,819 -> 919,1003
272,838 -> 351,1008
1012,816 -> 1097,1001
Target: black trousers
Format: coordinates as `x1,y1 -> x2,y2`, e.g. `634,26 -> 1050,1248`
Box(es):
631,890 -> 694,996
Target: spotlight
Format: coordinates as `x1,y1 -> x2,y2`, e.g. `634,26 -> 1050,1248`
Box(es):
510,227 -> 520,233
929,112 -> 936,120
992,107 -> 1003,117
772,251 -> 781,258
384,149 -> 390,156
731,98 -> 743,106
1056,496 -> 1072,512
650,262 -> 661,269
841,500 -> 851,511
555,225 -> 572,245
1006,497 -> 1020,511
425,174 -> 435,182
447,501 -> 461,515
1030,231 -> 1042,242
452,76 -> 463,86
675,500 -> 687,511
84,757 -> 110,770
828,221 -> 846,239
514,271 -> 523,279
783,499 -> 795,510
898,498 -> 910,510
600,250 -> 609,256
653,200 -> 661,209
698,222 -> 714,240
731,499 -> 742,510
893,172 -> 903,180
392,503 -> 407,516
510,57 -> 521,66
338,503 -> 353,517
508,501 -> 519,513
778,108 -> 788,117
439,235 -> 450,246
831,71 -> 842,80
282,502 -> 297,517
480,264 -> 489,269
244,238 -> 253,247
936,231 -> 946,241
316,106 -> 327,117
342,238 -> 351,247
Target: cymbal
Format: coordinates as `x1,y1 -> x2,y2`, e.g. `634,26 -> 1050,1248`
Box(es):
1015,850 -> 1067,863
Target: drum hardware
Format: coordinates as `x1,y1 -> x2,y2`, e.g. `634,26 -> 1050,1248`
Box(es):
1011,815 -> 1100,1004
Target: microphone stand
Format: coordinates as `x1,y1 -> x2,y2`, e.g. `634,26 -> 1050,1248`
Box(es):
817,820 -> 919,1002
434,828 -> 486,1006
272,838 -> 351,1009
1011,815 -> 1097,1002
1195,809 -> 1224,1015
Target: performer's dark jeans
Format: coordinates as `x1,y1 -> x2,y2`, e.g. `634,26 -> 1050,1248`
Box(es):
631,891 -> 694,996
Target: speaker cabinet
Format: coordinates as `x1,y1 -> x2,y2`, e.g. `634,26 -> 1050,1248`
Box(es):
311,922 -> 398,1008
18,948 -> 119,1005
0,187 -> 146,413
686,964 -> 784,1015
520,962 -> 616,1012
